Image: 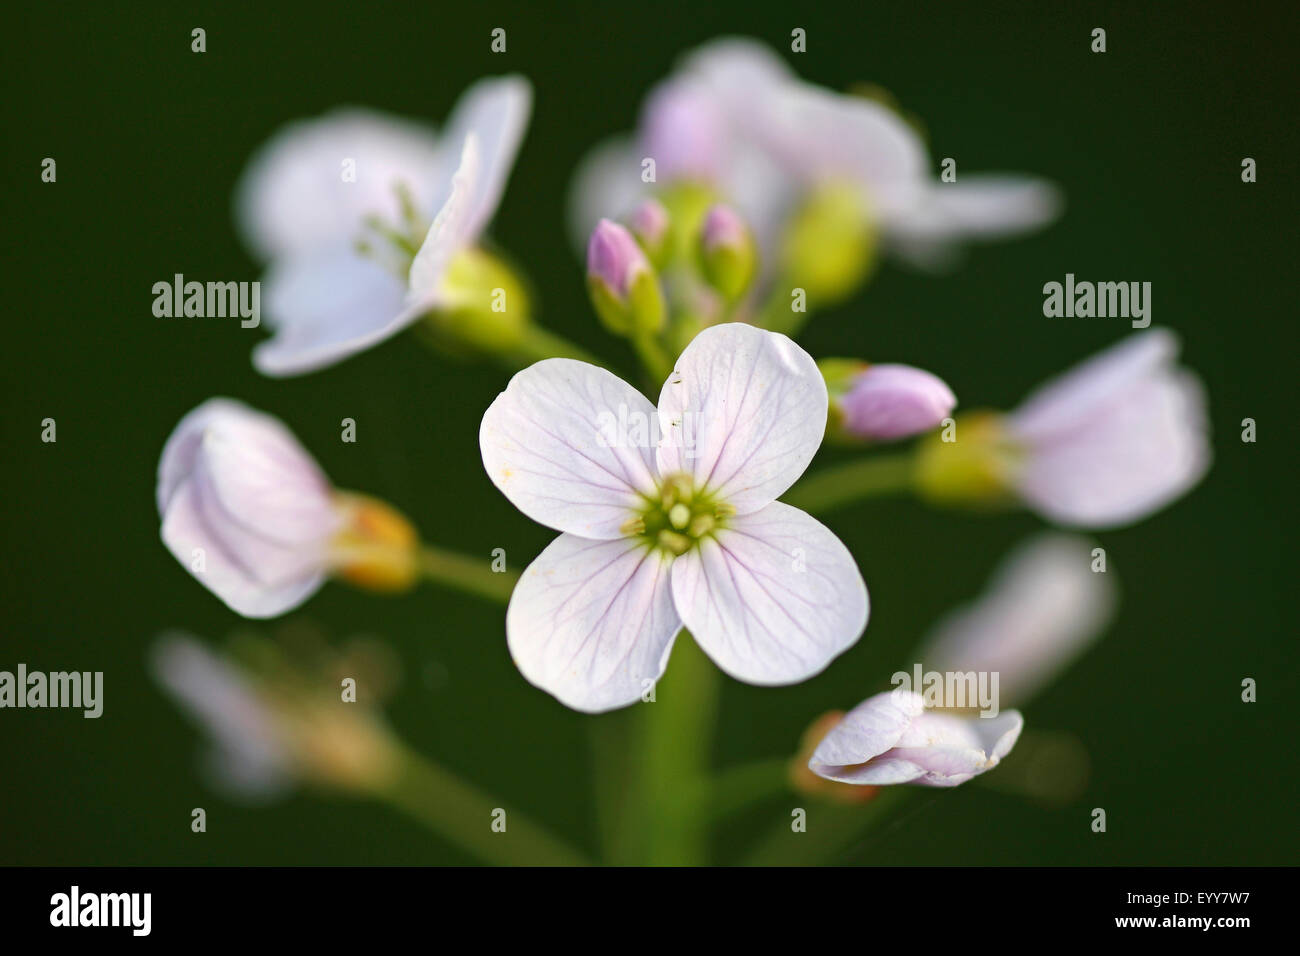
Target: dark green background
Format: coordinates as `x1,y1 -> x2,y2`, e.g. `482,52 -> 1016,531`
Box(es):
4,0 -> 1295,864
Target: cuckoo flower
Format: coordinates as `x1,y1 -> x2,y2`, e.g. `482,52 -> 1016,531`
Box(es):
916,329 -> 1210,529
480,323 -> 869,712
808,689 -> 1023,788
917,533 -> 1117,706
151,632 -> 400,800
236,76 -> 532,375
569,37 -> 1059,274
1003,329 -> 1210,528
157,399 -> 420,618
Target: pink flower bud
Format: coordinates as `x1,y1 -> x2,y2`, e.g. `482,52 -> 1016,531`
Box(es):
840,363 -> 956,440
586,218 -> 649,300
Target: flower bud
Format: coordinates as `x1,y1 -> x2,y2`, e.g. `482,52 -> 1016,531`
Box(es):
697,204 -> 757,301
832,362 -> 956,441
426,247 -> 531,354
628,199 -> 671,266
913,411 -> 1020,505
587,219 -> 666,335
789,710 -> 882,804
781,182 -> 876,305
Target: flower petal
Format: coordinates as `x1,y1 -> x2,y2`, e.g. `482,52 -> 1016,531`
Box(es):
918,533 -> 1117,706
671,501 -> 867,685
656,323 -> 828,513
480,359 -> 660,538
406,132 -> 481,309
161,478 -> 327,618
808,689 -> 923,776
1009,329 -> 1179,441
235,108 -> 442,262
506,534 -> 681,713
253,243 -> 414,377
566,136 -> 649,255
889,710 -> 1023,787
1015,369 -> 1210,528
150,633 -> 293,798
426,75 -> 532,243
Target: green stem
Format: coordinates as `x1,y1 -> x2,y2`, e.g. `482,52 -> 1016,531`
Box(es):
782,451 -> 917,515
419,545 -> 518,604
742,787 -> 911,866
697,757 -> 790,823
508,325 -> 604,366
588,709 -> 641,865
753,276 -> 807,337
638,635 -> 719,865
631,330 -> 674,383
380,744 -> 590,866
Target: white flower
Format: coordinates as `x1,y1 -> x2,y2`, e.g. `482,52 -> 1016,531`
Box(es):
917,533 -> 1118,706
569,37 -> 1059,269
480,323 -> 869,712
808,689 -> 1023,787
236,76 -> 532,375
157,399 -> 342,618
1006,329 -> 1210,528
150,632 -> 293,799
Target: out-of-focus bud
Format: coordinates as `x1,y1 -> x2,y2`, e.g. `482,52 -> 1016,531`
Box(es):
697,204 -> 757,301
329,492 -> 421,593
781,182 -> 877,304
913,410 -> 1020,506
587,218 -> 667,335
823,359 -> 957,441
628,199 -> 671,267
789,710 -> 881,804
427,247 -> 531,354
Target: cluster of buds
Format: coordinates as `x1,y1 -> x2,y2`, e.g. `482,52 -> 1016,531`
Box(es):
585,195 -> 760,366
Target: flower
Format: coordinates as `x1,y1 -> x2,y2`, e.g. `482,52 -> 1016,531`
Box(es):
479,323 -> 869,712
151,632 -> 294,799
808,689 -> 1023,788
834,362 -> 956,440
1003,329 -> 1210,528
157,399 -> 419,617
569,37 -> 1060,275
236,76 -> 532,375
916,533 -> 1117,706
915,329 -> 1210,528
150,631 -> 401,799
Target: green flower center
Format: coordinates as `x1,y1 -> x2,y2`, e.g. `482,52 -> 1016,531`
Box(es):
623,473 -> 734,556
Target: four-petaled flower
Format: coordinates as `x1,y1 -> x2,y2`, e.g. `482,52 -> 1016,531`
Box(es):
480,323 -> 869,712
236,77 -> 531,375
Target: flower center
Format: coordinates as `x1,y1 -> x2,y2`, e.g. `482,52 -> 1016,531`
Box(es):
623,472 -> 734,556
353,180 -> 427,276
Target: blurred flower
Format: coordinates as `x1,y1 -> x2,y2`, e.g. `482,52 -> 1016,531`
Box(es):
150,631 -> 401,799
569,37 -> 1059,279
917,533 -> 1117,706
1005,328 -> 1211,527
236,77 -> 532,375
808,689 -> 1022,788
480,323 -> 868,712
157,399 -> 420,617
916,329 -> 1210,528
827,361 -> 956,441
